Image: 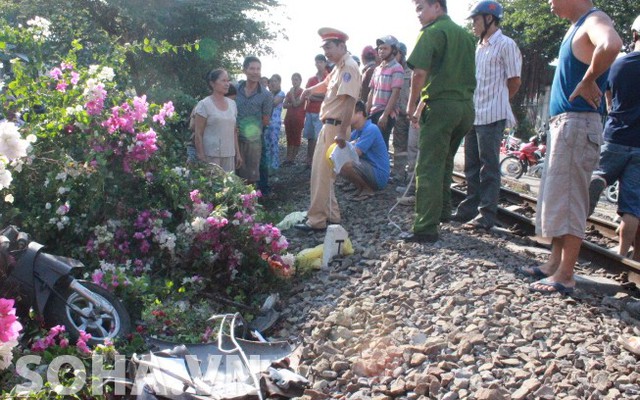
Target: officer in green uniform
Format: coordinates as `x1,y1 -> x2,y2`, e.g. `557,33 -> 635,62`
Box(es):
403,0 -> 476,243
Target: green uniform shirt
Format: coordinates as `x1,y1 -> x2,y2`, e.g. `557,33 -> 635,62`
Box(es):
407,15 -> 476,103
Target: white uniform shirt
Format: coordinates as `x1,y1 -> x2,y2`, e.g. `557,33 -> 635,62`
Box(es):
473,29 -> 522,127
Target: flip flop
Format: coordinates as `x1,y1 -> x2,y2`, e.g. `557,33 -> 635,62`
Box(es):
520,266 -> 549,279
529,278 -> 575,296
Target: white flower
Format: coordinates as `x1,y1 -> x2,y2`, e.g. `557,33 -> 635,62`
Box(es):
0,168 -> 12,190
26,16 -> 51,42
25,134 -> 37,143
191,217 -> 206,233
0,340 -> 18,371
172,167 -> 186,177
55,172 -> 67,181
0,121 -> 30,160
88,65 -> 99,75
56,222 -> 64,230
45,202 -> 51,210
4,194 -> 14,203
97,67 -> 115,82
57,187 -> 69,195
281,253 -> 295,268
99,260 -> 116,272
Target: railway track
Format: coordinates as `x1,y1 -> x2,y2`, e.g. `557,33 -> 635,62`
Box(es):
450,172 -> 640,284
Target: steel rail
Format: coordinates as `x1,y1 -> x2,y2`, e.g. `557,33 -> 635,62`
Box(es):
450,172 -> 640,280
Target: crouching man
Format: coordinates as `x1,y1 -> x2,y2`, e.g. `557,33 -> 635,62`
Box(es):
340,100 -> 390,201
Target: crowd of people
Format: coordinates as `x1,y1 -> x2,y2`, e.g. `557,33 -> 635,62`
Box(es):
192,0 -> 640,296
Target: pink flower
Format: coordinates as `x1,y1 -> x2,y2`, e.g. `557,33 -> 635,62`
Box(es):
47,325 -> 65,339
79,330 -> 92,343
61,62 -> 74,70
139,240 -> 150,254
31,339 -> 48,352
48,67 -> 63,80
70,71 -> 80,85
76,331 -> 92,355
92,270 -> 105,287
77,340 -> 91,355
132,96 -> 149,123
0,298 -> 22,343
152,101 -> 175,126
56,81 -> 68,92
84,83 -> 107,115
190,190 -> 201,204
59,338 -> 69,348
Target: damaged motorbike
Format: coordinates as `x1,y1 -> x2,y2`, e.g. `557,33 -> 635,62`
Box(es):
130,313 -> 308,400
0,225 -> 131,345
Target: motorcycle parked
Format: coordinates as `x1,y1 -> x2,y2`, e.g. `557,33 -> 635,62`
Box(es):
0,225 -> 131,345
500,129 -> 522,155
499,134 -> 547,179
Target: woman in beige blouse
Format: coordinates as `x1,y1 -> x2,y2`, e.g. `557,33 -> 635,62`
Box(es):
194,69 -> 242,172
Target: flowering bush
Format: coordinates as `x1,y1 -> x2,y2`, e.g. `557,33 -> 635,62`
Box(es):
0,15 -> 299,400
1,18 -> 293,292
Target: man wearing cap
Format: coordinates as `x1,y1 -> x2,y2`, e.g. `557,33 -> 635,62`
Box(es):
527,0 -> 621,295
587,15 -> 640,262
367,35 -> 405,150
403,0 -> 476,243
295,28 -> 362,232
360,46 -> 378,102
302,55 -> 329,169
453,1 -> 522,231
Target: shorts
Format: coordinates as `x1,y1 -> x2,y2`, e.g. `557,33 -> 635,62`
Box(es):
353,160 -> 380,190
236,139 -> 261,182
594,141 -> 640,218
536,112 -> 602,239
303,113 -> 322,140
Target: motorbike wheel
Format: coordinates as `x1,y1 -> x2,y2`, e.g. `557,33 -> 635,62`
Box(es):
499,156 -> 524,179
605,182 -> 619,204
44,280 -> 131,346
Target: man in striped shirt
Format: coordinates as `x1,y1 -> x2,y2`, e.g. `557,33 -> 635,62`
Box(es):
453,1 -> 522,230
367,35 -> 405,150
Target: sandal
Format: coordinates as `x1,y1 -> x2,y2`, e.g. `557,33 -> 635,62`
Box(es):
529,278 -> 575,296
520,266 -> 549,279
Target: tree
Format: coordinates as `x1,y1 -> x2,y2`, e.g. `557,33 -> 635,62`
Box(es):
0,0 -> 283,106
500,0 -> 640,135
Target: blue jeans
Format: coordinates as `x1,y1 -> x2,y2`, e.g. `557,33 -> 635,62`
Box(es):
456,120 -> 506,226
594,141 -> 640,218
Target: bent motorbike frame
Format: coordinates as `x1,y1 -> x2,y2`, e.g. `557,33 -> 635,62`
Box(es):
2,226 -> 113,319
